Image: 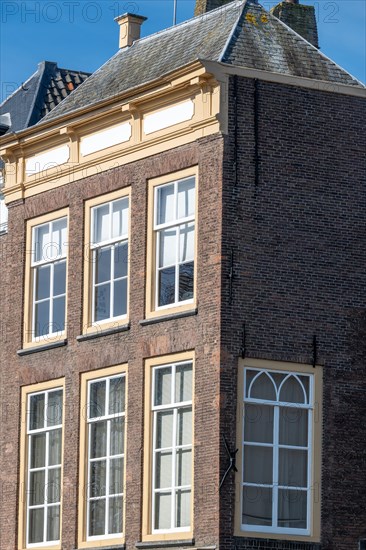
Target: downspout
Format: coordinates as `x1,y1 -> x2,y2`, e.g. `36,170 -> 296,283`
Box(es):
254,78 -> 259,187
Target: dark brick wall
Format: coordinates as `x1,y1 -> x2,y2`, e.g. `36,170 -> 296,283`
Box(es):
0,136 -> 225,550
219,76 -> 366,549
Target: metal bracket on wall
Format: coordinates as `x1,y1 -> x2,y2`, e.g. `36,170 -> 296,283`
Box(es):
312,334 -> 317,368
241,322 -> 246,359
228,248 -> 235,304
219,435 -> 238,490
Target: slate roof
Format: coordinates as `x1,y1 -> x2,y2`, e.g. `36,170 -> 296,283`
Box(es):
0,61 -> 90,134
24,1 -> 366,125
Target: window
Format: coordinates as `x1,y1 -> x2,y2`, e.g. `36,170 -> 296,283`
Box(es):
236,360 -> 322,541
24,210 -> 68,347
0,191 -> 8,233
142,353 -> 194,541
19,381 -> 65,549
83,190 -> 130,334
78,366 -> 127,547
146,168 -> 197,318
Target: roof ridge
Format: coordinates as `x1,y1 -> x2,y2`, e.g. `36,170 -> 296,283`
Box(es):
219,0 -> 247,61
0,70 -> 39,108
24,62 -> 49,128
131,0 -> 245,47
266,3 -> 365,87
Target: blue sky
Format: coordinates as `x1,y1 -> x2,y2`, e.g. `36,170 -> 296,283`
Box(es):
0,0 -> 365,103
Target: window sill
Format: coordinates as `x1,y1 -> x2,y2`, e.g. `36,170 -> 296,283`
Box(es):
140,309 -> 197,326
17,339 -> 67,356
77,323 -> 130,342
136,540 -> 195,549
75,546 -> 125,550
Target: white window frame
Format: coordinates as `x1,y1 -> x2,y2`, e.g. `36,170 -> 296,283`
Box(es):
154,177 -> 195,311
31,217 -> 67,342
0,190 -> 8,233
90,197 -> 129,325
241,368 -> 314,536
151,361 -> 193,534
86,374 -> 126,541
26,388 -> 63,548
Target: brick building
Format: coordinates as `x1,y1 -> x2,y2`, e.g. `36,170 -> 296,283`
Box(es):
0,1 -> 365,550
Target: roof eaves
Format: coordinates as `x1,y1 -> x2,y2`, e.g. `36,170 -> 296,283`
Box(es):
269,8 -> 365,88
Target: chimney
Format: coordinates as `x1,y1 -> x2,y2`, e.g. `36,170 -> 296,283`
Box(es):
115,13 -> 147,49
195,0 -> 232,16
270,0 -> 319,48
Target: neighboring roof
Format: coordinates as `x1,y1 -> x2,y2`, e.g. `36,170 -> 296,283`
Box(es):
33,1 -> 366,125
0,61 -> 90,134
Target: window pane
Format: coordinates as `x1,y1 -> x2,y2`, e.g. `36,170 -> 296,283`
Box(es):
154,367 -> 171,406
109,457 -> 124,495
157,184 -> 174,225
179,262 -> 194,302
48,467 -> 61,503
112,198 -> 128,238
154,492 -> 171,530
177,178 -> 195,219
29,470 -> 45,506
177,408 -> 192,446
30,433 -> 46,468
176,449 -> 192,486
47,390 -> 63,427
53,261 -> 66,296
35,265 -> 51,300
243,445 -> 273,484
109,376 -> 125,415
250,373 -> 276,401
244,404 -> 274,444
52,296 -> 65,333
242,485 -> 272,526
89,499 -> 106,537
113,279 -> 127,317
34,224 -> 50,262
47,505 -> 60,542
176,490 -> 191,528
158,267 -> 175,307
30,393 -> 45,430
155,451 -> 172,489
94,204 -> 109,243
114,242 -> 128,279
89,380 -> 106,418
90,460 -> 106,497
108,495 -> 123,534
175,363 -> 192,403
110,418 -> 124,456
279,407 -> 308,447
35,300 -> 50,337
279,448 -> 307,487
159,228 -> 176,267
156,411 -> 173,449
95,247 -> 111,284
49,429 -> 62,466
279,376 -> 306,404
52,218 -> 67,258
95,284 -> 111,321
278,488 -> 307,529
29,508 -> 44,544
90,421 -> 107,458
179,223 -> 194,263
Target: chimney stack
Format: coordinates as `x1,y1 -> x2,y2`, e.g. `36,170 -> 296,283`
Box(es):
270,1 -> 319,48
115,13 -> 147,49
194,0 -> 232,16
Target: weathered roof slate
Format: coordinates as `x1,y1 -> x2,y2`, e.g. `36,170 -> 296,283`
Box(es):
37,0 -> 366,125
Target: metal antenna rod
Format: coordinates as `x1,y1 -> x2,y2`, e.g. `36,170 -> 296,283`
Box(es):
173,0 -> 177,25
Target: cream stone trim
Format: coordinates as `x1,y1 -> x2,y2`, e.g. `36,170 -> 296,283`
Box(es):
18,377 -> 66,550
78,364 -> 128,548
144,99 -> 195,135
234,358 -> 322,542
142,352 -> 195,541
23,208 -> 69,350
25,145 -> 70,176
145,167 -> 199,320
82,187 -> 131,336
1,64 -> 219,205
